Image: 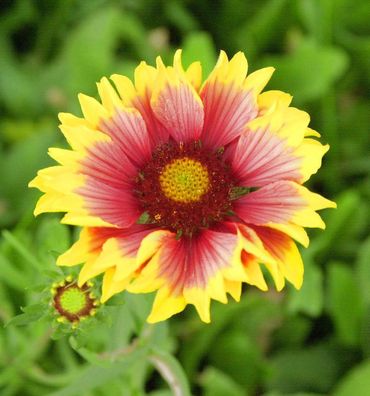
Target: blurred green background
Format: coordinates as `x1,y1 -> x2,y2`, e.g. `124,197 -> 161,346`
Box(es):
0,0 -> 369,395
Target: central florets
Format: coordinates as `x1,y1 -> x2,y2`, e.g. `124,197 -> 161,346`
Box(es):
159,157 -> 209,203
52,280 -> 96,322
135,141 -> 235,236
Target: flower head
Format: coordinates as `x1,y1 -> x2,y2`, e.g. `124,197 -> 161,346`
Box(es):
52,278 -> 97,323
30,50 -> 335,323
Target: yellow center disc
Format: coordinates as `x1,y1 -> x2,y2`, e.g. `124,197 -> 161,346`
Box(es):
159,157 -> 209,203
59,287 -> 87,314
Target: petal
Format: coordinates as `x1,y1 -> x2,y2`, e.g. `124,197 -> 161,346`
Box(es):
224,280 -> 242,301
57,225 -> 152,296
78,94 -> 109,128
99,107 -> 152,168
234,181 -> 308,225
235,181 -> 335,230
131,228 -> 244,323
232,102 -> 329,186
58,122 -> 111,154
200,51 -> 257,149
101,267 -> 131,303
96,78 -> 152,168
247,106 -> 310,147
266,222 -> 309,248
57,228 -> 99,267
147,287 -> 186,323
77,141 -> 141,228
150,57 -> 204,143
257,90 -> 292,114
231,127 -> 302,187
250,225 -> 304,289
294,138 -> 330,182
29,165 -> 114,227
111,63 -> 169,146
173,49 -> 202,91
241,251 -> 268,291
243,67 -> 275,97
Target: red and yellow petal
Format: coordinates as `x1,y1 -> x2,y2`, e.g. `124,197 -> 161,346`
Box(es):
150,56 -> 204,143
250,225 -> 305,289
130,228 -> 248,323
57,225 -> 154,301
231,100 -> 329,187
234,181 -> 335,229
200,51 -> 258,149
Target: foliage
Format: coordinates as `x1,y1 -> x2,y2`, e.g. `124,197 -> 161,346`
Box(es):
0,0 -> 369,395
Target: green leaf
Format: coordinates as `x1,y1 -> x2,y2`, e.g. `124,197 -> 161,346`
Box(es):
261,39 -> 349,103
235,0 -> 290,54
0,252 -> 28,290
309,190 -> 361,257
327,261 -> 364,346
356,236 -> 370,306
333,360 -> 370,396
6,305 -> 46,327
288,255 -> 323,317
182,32 -> 217,77
266,343 -> 343,393
201,367 -> 244,396
36,218 -> 71,263
48,347 -> 148,396
2,230 -> 41,271
208,329 -> 263,391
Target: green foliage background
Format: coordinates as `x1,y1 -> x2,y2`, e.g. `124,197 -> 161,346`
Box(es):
0,0 -> 369,395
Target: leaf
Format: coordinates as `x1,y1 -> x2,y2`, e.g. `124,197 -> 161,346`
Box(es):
356,236 -> 370,305
36,218 -> 71,263
6,304 -> 46,327
208,329 -> 263,391
48,347 -> 148,396
333,360 -> 370,396
182,32 -> 217,77
326,261 -> 364,346
201,367 -> 244,396
0,252 -> 28,290
235,0 -> 290,54
260,39 -> 349,103
266,343 -> 343,393
0,129 -> 55,226
309,190 -> 361,257
2,230 -> 41,271
288,254 -> 323,317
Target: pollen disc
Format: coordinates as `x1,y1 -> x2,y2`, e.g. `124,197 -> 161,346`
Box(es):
53,281 -> 96,322
159,157 -> 209,203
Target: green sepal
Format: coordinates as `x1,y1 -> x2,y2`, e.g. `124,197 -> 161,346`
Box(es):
137,211 -> 153,224
229,186 -> 251,200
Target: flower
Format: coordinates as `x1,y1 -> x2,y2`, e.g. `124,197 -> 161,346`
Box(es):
51,278 -> 98,323
30,50 -> 335,323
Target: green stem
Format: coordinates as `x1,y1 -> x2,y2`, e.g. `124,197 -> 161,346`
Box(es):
149,349 -> 191,396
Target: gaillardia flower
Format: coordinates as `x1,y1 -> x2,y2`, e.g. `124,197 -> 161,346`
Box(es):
30,50 -> 335,323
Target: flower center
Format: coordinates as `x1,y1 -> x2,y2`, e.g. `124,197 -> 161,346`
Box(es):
52,280 -> 96,322
159,157 -> 209,203
60,287 -> 87,314
135,141 -> 236,236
